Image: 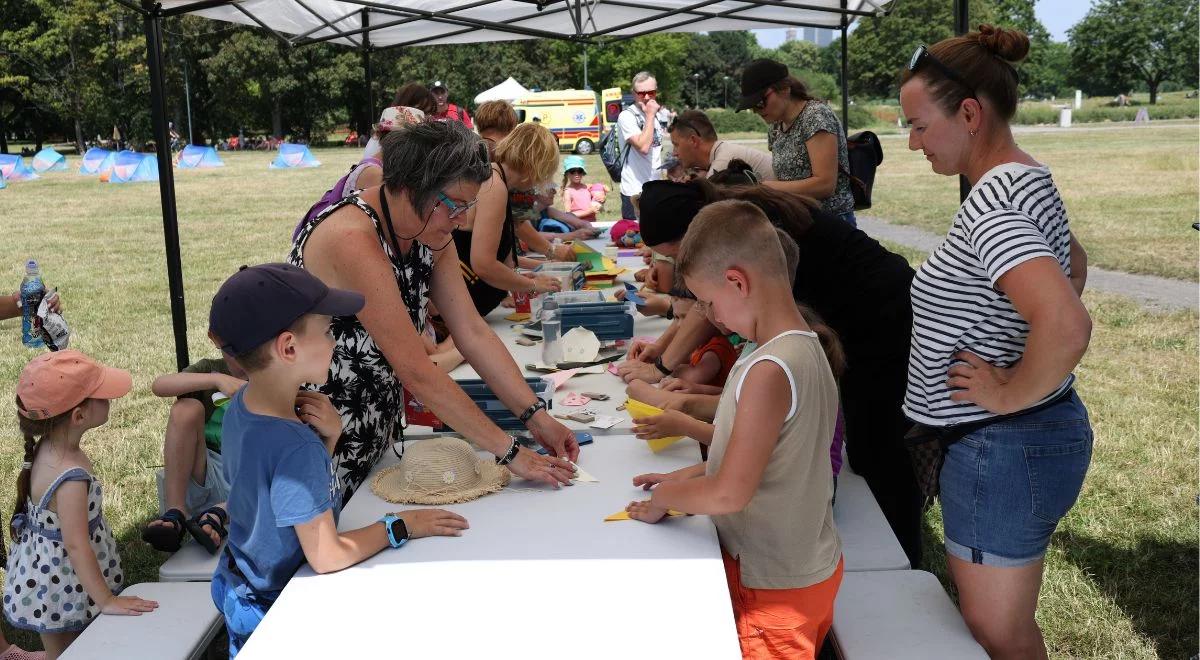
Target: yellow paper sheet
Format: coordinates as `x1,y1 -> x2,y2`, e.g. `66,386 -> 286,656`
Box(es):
604,508 -> 686,522
624,398 -> 684,452
505,312 -> 530,322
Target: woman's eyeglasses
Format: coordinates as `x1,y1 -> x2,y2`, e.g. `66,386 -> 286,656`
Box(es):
754,87 -> 774,111
908,45 -> 977,99
437,192 -> 478,219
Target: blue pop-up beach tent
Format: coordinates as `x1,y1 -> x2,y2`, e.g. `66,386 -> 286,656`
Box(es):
32,148 -> 68,173
0,174 -> 6,189
177,144 -> 225,169
80,148 -> 117,176
108,151 -> 159,183
0,154 -> 39,181
269,143 -> 320,169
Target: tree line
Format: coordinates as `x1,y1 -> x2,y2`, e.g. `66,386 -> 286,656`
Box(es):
0,0 -> 1195,152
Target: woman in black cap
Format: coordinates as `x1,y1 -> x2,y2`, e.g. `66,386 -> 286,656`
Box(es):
620,178 -> 924,568
737,59 -> 857,226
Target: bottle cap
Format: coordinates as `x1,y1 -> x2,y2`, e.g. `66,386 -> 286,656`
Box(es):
25,259 -> 38,273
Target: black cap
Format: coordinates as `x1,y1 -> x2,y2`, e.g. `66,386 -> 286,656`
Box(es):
736,59 -> 789,112
431,80 -> 447,91
209,263 -> 364,355
638,181 -> 706,247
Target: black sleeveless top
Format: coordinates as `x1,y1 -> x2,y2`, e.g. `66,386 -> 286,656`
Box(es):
454,164 -> 519,316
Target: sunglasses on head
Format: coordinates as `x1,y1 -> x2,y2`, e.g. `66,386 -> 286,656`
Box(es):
908,45 -> 977,99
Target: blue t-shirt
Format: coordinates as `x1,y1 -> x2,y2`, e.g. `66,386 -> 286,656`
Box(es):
217,389 -> 341,599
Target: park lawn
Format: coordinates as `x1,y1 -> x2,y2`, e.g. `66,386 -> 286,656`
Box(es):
0,148 -> 1195,658
664,122 -> 1199,281
866,122 -> 1200,282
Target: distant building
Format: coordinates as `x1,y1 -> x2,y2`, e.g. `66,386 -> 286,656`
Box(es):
785,28 -> 798,43
801,27 -> 835,47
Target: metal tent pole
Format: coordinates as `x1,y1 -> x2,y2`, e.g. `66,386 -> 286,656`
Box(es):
361,9 -> 374,139
143,1 -> 190,370
955,0 -> 969,201
840,2 -> 849,133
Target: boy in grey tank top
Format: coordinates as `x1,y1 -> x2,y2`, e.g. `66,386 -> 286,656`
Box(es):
625,201 -> 843,658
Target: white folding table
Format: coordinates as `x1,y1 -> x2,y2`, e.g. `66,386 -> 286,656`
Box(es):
236,435 -> 741,658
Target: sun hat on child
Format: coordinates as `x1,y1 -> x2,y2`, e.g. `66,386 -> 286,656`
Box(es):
562,155 -> 587,174
16,350 -> 132,420
371,437 -> 510,505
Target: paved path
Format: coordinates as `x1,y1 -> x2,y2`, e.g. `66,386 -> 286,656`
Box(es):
857,215 -> 1198,312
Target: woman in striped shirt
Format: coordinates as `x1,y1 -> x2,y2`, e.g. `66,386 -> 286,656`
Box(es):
900,25 -> 1093,660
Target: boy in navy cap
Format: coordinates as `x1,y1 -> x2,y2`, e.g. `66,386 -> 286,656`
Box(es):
208,263 -> 469,656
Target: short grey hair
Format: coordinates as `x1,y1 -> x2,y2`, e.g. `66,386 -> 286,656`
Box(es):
632,71 -> 656,88
381,120 -> 492,214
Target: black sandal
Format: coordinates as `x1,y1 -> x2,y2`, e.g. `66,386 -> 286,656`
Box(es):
184,506 -> 229,555
141,508 -> 187,553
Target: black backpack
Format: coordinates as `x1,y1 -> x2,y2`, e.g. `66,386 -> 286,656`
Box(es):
840,130 -> 884,210
598,111 -> 644,183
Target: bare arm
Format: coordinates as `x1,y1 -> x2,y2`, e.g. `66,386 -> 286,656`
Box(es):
0,293 -> 17,320
294,510 -> 389,574
1068,232 -> 1088,297
659,304 -> 719,370
626,104 -> 659,154
355,165 -> 384,191
948,256 -> 1092,415
471,172 -> 540,292
651,361 -> 790,514
431,251 -> 581,463
764,131 -> 839,200
151,372 -> 244,398
296,508 -> 470,574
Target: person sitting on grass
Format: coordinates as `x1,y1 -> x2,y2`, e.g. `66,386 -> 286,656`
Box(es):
207,263 -> 469,657
625,200 -> 843,660
140,353 -> 248,555
5,351 -> 159,659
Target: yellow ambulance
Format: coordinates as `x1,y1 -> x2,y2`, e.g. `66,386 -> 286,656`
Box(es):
514,87 -> 628,155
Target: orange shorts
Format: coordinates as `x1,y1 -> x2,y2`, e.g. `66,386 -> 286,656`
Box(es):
722,550 -> 844,660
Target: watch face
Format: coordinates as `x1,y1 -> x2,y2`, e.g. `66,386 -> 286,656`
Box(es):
390,517 -> 409,542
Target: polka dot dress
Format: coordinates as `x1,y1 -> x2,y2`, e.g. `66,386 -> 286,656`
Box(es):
4,467 -> 123,633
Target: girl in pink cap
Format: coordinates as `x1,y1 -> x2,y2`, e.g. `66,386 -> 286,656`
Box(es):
3,351 -> 158,658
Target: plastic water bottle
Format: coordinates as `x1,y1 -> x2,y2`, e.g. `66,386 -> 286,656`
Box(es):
541,297 -> 561,366
21,260 -> 45,349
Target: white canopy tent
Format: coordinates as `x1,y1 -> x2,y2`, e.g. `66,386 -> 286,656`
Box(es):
155,0 -> 893,48
116,0 -> 922,369
474,76 -> 532,104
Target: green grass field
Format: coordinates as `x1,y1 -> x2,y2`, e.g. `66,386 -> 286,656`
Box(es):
0,129 -> 1195,657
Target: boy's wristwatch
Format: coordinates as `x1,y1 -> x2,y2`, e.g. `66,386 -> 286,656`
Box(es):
380,514 -> 409,548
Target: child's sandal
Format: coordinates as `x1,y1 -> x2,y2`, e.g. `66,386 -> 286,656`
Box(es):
184,506 -> 229,555
141,508 -> 187,553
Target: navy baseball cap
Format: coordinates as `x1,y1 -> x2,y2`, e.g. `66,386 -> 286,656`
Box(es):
209,263 -> 364,355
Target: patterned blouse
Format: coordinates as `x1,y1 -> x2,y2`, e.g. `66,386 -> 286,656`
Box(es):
288,194 -> 434,500
767,101 -> 855,216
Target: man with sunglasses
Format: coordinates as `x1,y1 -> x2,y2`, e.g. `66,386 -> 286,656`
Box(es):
617,71 -> 669,220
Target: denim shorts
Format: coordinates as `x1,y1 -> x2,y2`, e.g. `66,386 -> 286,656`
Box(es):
939,390 -> 1093,567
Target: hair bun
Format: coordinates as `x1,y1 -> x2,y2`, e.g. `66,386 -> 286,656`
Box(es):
976,24 -> 1030,63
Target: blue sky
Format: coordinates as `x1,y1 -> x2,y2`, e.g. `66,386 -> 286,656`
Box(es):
753,0 -> 1094,49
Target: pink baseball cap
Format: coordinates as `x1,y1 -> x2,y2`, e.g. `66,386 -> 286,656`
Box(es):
16,350 -> 132,420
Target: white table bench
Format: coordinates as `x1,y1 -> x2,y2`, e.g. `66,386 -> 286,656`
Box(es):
154,469 -> 222,582
834,471 -> 911,572
60,582 -> 221,660
831,570 -> 988,659
236,435 -> 740,658
158,542 -> 221,582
